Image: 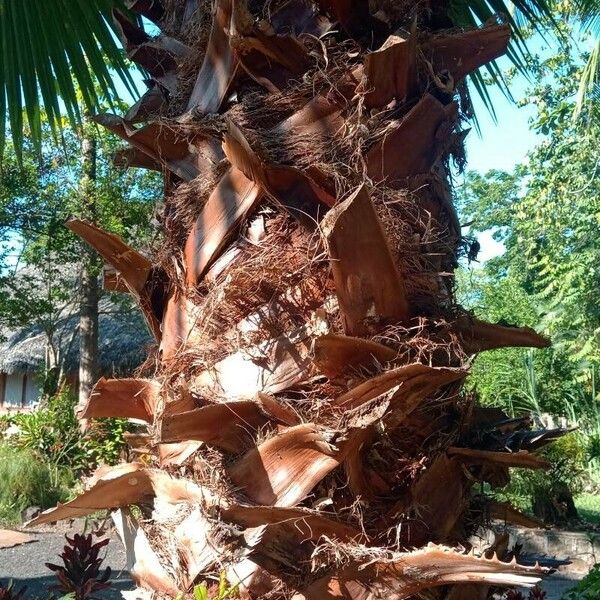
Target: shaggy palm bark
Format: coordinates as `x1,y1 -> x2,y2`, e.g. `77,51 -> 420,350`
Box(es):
30,1 -> 566,598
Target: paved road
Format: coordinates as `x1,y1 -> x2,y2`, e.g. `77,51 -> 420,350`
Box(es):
517,575 -> 581,600
0,529 -> 134,599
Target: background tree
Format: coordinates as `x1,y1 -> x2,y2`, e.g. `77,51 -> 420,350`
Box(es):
0,111 -> 161,395
458,42 -> 600,414
77,120 -> 103,410
457,41 -> 600,521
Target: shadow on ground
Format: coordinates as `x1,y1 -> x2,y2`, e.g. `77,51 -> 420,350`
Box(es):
1,575 -> 133,599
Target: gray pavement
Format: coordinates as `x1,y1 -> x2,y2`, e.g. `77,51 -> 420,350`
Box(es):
517,574 -> 581,600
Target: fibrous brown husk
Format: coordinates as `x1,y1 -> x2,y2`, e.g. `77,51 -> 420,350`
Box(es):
46,2 -> 565,598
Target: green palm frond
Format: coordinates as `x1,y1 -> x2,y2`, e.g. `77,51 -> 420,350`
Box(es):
576,0 -> 600,33
575,40 -> 600,114
0,0 -> 579,154
449,0 -> 556,120
450,0 -> 555,57
0,0 -> 138,160
573,0 -> 600,117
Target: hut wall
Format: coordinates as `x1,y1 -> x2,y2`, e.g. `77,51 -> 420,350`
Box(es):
3,374 -> 23,407
25,375 -> 40,406
0,372 -> 41,410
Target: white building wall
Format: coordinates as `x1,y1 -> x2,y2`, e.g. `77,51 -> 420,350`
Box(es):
4,374 -> 23,407
25,376 -> 41,406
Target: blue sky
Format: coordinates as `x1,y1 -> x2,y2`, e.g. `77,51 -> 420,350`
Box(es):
462,75 -> 539,260
465,77 -> 539,174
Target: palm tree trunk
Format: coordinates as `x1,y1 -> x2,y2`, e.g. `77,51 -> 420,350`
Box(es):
31,2 -> 564,598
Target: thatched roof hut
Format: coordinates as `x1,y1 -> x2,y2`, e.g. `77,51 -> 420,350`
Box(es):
0,297 -> 153,411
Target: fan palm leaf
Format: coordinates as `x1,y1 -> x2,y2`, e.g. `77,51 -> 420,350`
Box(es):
576,0 -> 600,34
0,0 -> 138,159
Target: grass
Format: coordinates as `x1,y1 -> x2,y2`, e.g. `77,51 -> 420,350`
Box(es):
0,442 -> 70,526
575,493 -> 600,526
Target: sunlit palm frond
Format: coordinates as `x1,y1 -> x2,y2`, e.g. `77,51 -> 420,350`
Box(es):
0,0 -> 138,160
573,0 -> 600,118
451,0 -> 557,55
0,0 -> 581,153
575,40 -> 600,118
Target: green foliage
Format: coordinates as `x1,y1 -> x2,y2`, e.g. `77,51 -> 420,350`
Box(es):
0,442 -> 69,525
561,564 -> 600,599
214,571 -> 239,600
0,386 -> 130,521
457,42 -> 600,432
574,494 -> 600,525
14,387 -> 129,470
85,418 -> 131,466
193,585 -> 208,600
0,111 -> 160,279
494,433 -> 587,513
460,45 -> 600,359
571,0 -> 600,117
456,266 -> 582,416
446,0 -> 556,120
12,389 -> 82,470
174,573 -> 239,600
0,107 -> 161,393
561,368 -> 600,488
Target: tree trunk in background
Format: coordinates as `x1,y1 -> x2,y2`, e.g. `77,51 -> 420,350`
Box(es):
42,326 -> 60,399
77,130 -> 99,411
32,2 -> 567,598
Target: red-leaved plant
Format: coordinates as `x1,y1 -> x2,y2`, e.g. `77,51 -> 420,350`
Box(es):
0,581 -> 27,600
506,586 -> 547,600
45,533 -> 112,600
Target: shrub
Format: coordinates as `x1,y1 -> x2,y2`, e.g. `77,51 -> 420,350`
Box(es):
10,387 -> 130,476
0,414 -> 15,435
574,493 -> 600,525
1,387 -> 130,524
0,443 -> 69,525
46,533 -> 112,599
493,433 -> 587,523
83,418 -> 130,467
